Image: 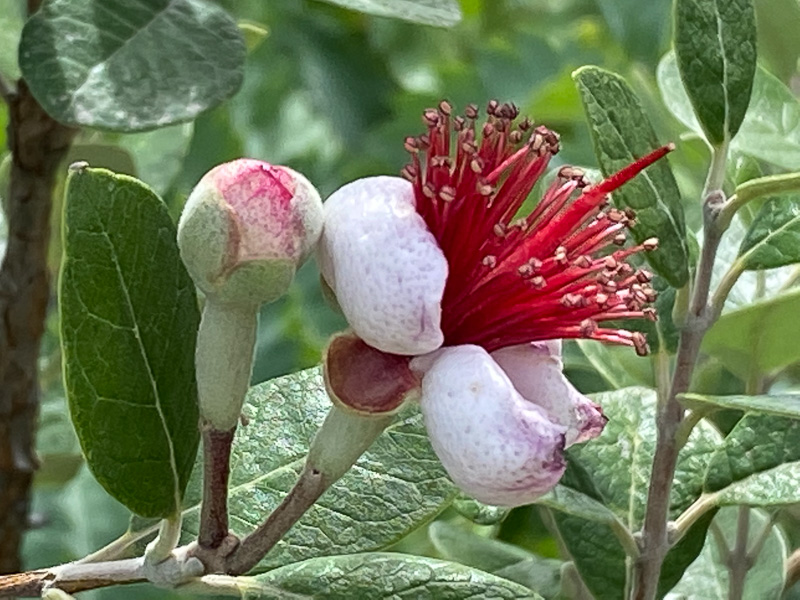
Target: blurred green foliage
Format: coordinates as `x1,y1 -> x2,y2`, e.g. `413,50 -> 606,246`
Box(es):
7,0 -> 800,596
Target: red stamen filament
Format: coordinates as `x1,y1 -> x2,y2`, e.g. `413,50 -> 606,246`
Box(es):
401,101 -> 672,356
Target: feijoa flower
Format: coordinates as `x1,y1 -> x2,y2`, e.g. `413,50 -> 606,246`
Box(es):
318,102 -> 670,506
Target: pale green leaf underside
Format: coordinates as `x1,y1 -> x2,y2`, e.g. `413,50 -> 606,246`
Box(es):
702,287 -> 800,379
666,508 -> 786,600
716,462 -> 800,506
573,66 -> 689,287
19,0 -> 245,131
681,393 -> 800,419
252,553 -> 541,599
317,0 -> 462,27
176,368 -> 457,571
658,52 -> 800,171
429,521 -> 561,598
674,0 -> 757,144
60,167 -> 200,518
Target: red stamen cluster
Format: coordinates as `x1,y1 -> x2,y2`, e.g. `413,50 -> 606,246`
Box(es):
401,100 -> 671,356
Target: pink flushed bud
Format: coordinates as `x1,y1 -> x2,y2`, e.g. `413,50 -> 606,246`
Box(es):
178,159 -> 323,306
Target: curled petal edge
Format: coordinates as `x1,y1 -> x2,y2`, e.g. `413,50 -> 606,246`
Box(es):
412,345 -> 569,507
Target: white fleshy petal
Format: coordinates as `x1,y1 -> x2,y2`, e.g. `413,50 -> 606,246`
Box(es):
491,342 -> 606,446
414,345 -> 567,507
318,176 -> 448,356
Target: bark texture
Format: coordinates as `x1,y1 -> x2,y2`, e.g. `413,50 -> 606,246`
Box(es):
0,80 -> 75,574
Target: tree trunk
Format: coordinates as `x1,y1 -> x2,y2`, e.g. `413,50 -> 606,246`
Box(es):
0,79 -> 75,574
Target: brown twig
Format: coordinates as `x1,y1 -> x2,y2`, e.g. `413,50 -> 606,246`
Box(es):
631,146 -> 730,599
225,464 -> 327,575
198,425 -> 236,549
0,559 -> 144,597
0,79 -> 76,574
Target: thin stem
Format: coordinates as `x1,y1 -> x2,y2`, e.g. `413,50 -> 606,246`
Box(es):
198,425 -> 236,550
709,258 -> 746,321
0,558 -> 145,597
674,408 -> 711,451
631,143 -> 730,599
748,513 -> 776,561
225,464 -> 327,575
720,171 -> 800,230
146,514 -> 182,564
76,532 -> 137,564
672,493 -> 719,542
726,506 -> 751,600
224,406 -> 393,575
783,547 -> 800,593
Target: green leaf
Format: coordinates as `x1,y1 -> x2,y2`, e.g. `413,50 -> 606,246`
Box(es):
316,0 -> 462,27
705,412 -> 800,493
452,494 -> 509,526
738,194 -> 800,270
429,521 -> 561,598
177,367 -> 458,571
681,393 -> 800,419
573,66 -> 690,287
537,484 -> 621,526
674,0 -> 757,145
60,167 -> 200,518
659,52 -> 800,171
254,553 -> 541,599
34,393 -> 83,488
667,508 -> 787,599
0,0 -> 24,79
593,0 -> 671,64
754,0 -> 800,81
552,387 -> 723,600
702,287 -> 800,379
576,339 -> 655,389
117,124 -> 195,195
19,0 -> 245,131
715,462 -> 800,506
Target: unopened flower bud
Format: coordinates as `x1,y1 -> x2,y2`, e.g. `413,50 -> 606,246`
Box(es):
178,159 -> 323,306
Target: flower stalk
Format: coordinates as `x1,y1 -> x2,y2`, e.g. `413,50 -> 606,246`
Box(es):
226,405 -> 394,575
631,143 -> 732,598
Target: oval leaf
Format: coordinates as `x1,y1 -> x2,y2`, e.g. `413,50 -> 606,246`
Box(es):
176,367 -> 458,571
702,287 -> 800,379
317,0 -> 462,27
705,412 -> 800,494
254,553 -> 541,599
19,0 -> 245,131
573,66 -> 689,287
429,521 -> 562,598
60,167 -> 200,518
738,194 -> 800,270
674,0 -> 757,145
659,52 -> 800,171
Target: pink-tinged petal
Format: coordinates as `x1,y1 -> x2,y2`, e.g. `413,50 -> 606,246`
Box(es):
412,345 -> 567,507
491,342 -> 607,446
318,176 -> 448,356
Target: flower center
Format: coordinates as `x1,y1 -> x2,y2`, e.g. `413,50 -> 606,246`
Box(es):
401,100 -> 672,356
